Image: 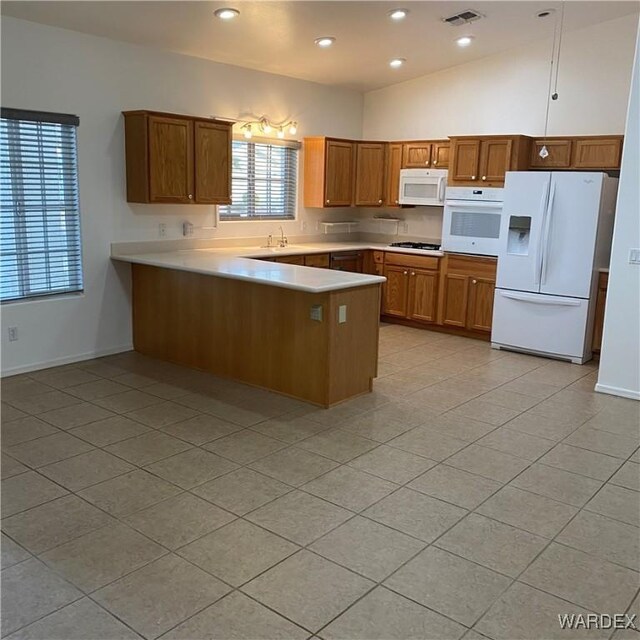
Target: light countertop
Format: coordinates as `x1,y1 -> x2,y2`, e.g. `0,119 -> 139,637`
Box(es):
111,241 -> 445,293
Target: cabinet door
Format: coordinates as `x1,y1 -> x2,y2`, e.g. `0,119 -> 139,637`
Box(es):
325,140 -> 354,206
148,116 -> 194,203
432,142 -> 450,169
194,121 -> 231,204
530,139 -> 572,168
355,143 -> 385,206
450,140 -> 480,182
385,143 -> 403,207
403,143 -> 432,168
479,138 -> 512,183
408,269 -> 438,323
441,274 -> 469,326
467,277 -> 495,332
382,266 -> 409,317
573,138 -> 622,169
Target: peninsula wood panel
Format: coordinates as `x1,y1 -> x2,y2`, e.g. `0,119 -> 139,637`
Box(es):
131,265 -> 379,406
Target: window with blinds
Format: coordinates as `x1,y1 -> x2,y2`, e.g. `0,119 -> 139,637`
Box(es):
219,139 -> 298,220
0,109 -> 83,302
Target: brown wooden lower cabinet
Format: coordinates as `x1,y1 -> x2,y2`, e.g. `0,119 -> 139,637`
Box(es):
304,253 -> 330,268
382,253 -> 439,323
439,254 -> 497,334
275,255 -> 305,265
592,271 -> 608,352
330,252 -> 363,273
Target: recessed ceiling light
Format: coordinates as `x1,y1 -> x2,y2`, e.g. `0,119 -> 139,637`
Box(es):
389,58 -> 406,68
456,35 -> 474,47
389,8 -> 409,20
314,36 -> 336,48
214,7 -> 239,20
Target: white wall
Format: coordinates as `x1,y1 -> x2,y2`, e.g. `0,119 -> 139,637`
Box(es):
363,14 -> 639,140
0,17 -> 364,375
596,24 -> 640,401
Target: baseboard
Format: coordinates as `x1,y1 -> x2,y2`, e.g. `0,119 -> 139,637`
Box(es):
1,343 -> 134,378
594,383 -> 640,401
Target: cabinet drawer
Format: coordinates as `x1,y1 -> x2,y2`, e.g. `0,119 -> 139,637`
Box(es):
372,250 -> 385,264
304,253 -> 330,268
384,253 -> 439,270
275,255 -> 305,265
446,254 -> 497,278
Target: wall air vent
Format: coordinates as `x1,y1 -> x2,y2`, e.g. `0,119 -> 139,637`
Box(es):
442,9 -> 483,26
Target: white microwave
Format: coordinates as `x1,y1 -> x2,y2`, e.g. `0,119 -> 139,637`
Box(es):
398,169 -> 448,206
442,186 -> 504,256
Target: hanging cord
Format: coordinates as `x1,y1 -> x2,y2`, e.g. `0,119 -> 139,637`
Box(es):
552,1 -> 565,100
540,3 -> 564,157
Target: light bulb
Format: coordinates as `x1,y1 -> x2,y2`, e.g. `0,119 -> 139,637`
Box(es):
314,37 -> 335,48
389,58 -> 405,68
243,126 -> 252,139
262,122 -> 272,134
389,8 -> 408,20
214,7 -> 240,20
456,36 -> 474,47
277,128 -> 285,139
288,122 -> 298,135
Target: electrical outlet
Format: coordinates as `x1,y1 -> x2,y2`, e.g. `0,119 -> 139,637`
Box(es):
8,326 -> 18,342
310,304 -> 323,322
338,305 -> 347,324
629,248 -> 640,265
158,223 -> 167,238
300,220 -> 307,232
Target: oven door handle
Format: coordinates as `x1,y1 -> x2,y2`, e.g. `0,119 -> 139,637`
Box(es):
444,201 -> 502,209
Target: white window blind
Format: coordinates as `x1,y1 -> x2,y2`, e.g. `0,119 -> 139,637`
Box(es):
219,139 -> 297,220
0,109 -> 83,302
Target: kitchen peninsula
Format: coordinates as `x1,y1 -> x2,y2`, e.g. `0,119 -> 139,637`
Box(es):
112,245 -> 386,407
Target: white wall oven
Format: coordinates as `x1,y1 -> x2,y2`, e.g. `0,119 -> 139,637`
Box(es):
442,186 -> 504,256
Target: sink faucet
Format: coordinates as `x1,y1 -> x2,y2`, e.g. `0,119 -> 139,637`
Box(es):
278,226 -> 288,248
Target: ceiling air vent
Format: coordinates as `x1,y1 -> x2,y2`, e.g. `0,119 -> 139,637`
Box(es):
442,9 -> 483,27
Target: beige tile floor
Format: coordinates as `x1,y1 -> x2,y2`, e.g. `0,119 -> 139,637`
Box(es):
1,323 -> 639,640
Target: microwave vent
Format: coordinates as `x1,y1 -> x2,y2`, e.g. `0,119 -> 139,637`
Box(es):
443,9 -> 483,26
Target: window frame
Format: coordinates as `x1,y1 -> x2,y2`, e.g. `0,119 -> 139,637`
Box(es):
0,108 -> 83,304
218,136 -> 300,223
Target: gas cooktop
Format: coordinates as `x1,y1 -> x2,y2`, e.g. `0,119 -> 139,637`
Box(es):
389,242 -> 442,251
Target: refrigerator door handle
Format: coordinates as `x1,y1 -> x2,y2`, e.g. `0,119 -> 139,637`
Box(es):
540,182 -> 557,285
533,183 -> 550,286
498,290 -> 582,306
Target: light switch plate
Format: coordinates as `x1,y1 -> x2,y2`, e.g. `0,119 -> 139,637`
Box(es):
338,305 -> 347,324
310,305 -> 323,322
629,248 -> 640,265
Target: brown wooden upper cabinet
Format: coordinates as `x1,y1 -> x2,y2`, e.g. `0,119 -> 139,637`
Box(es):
384,143 -> 403,207
401,140 -> 450,169
123,110 -> 232,204
355,142 -> 385,206
303,137 -> 355,208
529,136 -> 623,170
448,136 -> 531,186
573,136 -> 623,169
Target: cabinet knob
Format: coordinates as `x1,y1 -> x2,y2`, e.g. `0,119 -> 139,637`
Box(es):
433,160 -> 438,165
425,161 -> 430,166
395,200 -> 399,204
481,176 -> 487,181
471,176 -> 476,180
411,271 -> 416,276
403,271 -> 408,275
326,199 -> 330,204
378,199 -> 382,204
472,279 -> 477,284
188,194 -> 193,199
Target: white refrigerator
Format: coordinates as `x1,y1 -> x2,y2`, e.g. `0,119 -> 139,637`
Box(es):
491,171 -> 618,364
